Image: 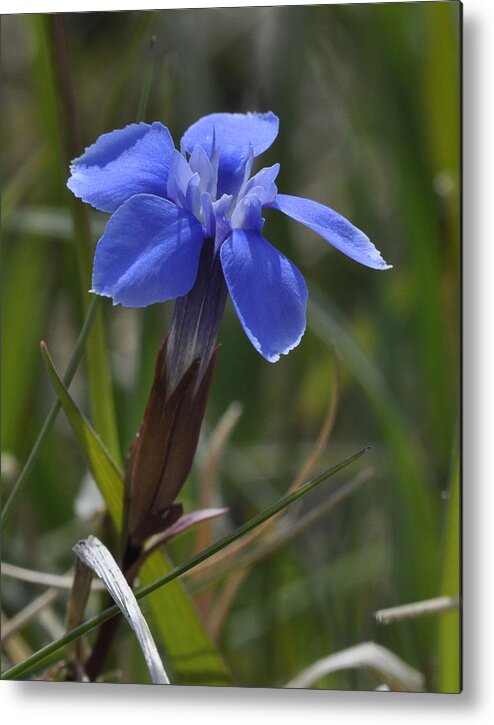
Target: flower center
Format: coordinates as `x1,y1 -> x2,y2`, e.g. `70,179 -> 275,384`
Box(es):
166,141 -> 280,248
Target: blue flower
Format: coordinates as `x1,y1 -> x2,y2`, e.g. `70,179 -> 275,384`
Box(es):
68,112 -> 391,363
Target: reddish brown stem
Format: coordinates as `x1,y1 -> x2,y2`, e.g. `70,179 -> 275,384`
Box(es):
84,540 -> 140,682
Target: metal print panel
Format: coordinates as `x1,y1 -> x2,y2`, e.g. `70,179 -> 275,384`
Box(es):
1,1 -> 461,693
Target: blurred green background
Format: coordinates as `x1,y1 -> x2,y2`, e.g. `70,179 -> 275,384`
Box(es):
1,2 -> 460,691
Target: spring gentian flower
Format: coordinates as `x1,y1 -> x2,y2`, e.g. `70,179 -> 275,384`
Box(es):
68,112 -> 390,364
68,112 -> 392,550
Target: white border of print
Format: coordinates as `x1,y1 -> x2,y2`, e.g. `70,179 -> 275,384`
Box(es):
2,1 -> 494,724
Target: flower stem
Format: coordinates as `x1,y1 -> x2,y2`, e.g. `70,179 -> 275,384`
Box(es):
166,238 -> 227,392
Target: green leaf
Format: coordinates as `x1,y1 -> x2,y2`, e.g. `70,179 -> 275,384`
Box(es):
39,340 -> 232,684
40,342 -> 124,529
141,552 -> 231,686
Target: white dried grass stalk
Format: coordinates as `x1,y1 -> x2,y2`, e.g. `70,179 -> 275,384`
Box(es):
73,535 -> 169,685
375,596 -> 460,624
286,641 -> 425,692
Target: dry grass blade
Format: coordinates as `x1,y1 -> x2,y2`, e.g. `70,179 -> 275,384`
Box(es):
1,561 -> 104,591
208,569 -> 248,641
196,401 -> 242,553
188,354 -> 340,581
286,642 -> 425,692
194,468 -> 374,593
65,558 -> 94,670
195,402 -> 242,618
375,596 -> 460,624
1,612 -> 32,664
287,347 -> 341,494
1,588 -> 61,642
73,536 -> 169,685
204,469 -> 373,639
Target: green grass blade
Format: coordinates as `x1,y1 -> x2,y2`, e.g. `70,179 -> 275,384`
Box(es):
135,35 -> 156,123
33,14 -> 122,466
308,291 -> 440,603
1,147 -> 47,226
1,447 -> 369,680
437,448 -> 460,692
1,239 -> 53,454
2,297 -> 101,525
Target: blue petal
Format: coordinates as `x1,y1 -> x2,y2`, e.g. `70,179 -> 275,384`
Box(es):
220,230 -> 308,362
181,112 -> 279,197
215,145 -> 253,198
92,194 -> 205,307
181,112 -> 279,158
269,194 -> 392,270
67,123 -> 175,213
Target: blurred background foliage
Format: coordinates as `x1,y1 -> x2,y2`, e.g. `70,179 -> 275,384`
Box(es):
1,2 -> 460,692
